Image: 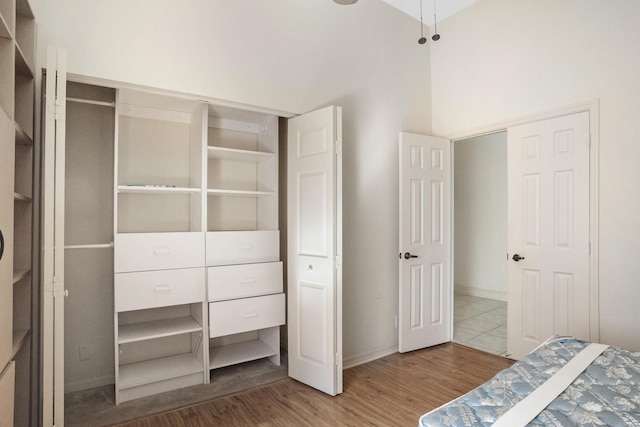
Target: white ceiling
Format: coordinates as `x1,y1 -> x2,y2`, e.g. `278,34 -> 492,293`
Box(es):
380,0 -> 479,26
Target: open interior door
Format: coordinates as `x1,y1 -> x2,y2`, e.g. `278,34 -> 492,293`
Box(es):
42,46 -> 67,427
507,112 -> 590,360
399,132 -> 451,353
287,106 -> 342,396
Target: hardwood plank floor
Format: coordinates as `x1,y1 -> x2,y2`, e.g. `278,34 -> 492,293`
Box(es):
111,343 -> 514,427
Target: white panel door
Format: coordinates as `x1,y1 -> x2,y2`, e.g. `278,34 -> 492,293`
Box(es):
399,132 -> 451,353
507,112 -> 590,360
287,105 -> 342,396
42,46 -> 67,427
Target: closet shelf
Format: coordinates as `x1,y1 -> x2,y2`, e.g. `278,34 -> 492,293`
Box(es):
207,146 -> 275,163
118,353 -> 202,389
15,122 -> 33,145
118,316 -> 202,344
12,329 -> 30,358
117,185 -> 201,195
14,43 -> 33,77
207,189 -> 275,198
12,269 -> 30,285
14,192 -> 31,202
209,339 -> 277,369
0,12 -> 10,39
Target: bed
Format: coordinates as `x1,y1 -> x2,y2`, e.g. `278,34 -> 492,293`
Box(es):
419,337 -> 640,426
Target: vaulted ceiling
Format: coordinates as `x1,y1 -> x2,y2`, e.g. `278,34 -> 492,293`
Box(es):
381,0 -> 479,25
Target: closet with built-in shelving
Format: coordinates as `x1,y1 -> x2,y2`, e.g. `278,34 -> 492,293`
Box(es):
0,0 -> 36,424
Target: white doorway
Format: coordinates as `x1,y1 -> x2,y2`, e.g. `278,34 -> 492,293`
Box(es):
452,132 -> 508,356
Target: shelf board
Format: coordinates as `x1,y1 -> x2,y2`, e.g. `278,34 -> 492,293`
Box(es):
14,192 -> 31,202
207,146 -> 275,163
12,329 -> 30,358
15,122 -> 33,145
0,12 -> 10,39
14,43 -> 33,77
12,269 -> 30,285
207,189 -> 275,198
117,185 -> 201,195
119,316 -> 202,344
209,339 -> 278,370
119,353 -> 203,390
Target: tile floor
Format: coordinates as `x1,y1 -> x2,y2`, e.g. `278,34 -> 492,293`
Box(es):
453,293 -> 508,357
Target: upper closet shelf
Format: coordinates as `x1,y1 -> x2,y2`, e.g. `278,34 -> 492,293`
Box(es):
207,146 -> 275,163
207,189 -> 275,198
117,185 -> 201,195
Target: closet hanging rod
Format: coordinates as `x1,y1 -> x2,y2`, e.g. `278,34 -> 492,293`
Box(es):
67,97 -> 115,108
64,242 -> 114,250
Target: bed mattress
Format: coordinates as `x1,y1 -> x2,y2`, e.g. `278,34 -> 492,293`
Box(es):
419,338 -> 640,426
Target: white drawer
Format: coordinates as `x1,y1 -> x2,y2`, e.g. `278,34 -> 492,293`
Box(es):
209,293 -> 285,338
208,262 -> 282,302
206,231 -> 279,266
115,268 -> 205,312
115,232 -> 205,273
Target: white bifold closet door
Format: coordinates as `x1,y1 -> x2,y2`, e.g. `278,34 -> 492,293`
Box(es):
287,106 -> 343,396
42,46 -> 67,427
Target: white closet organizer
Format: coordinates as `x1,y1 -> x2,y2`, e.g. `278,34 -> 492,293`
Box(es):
113,90 -> 208,404
206,106 -> 284,372
112,89 -> 285,403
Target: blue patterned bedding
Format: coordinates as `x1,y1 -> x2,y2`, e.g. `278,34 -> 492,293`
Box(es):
419,338 -> 640,426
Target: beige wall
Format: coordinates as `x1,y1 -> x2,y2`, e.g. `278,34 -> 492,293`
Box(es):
35,0 -> 432,387
432,0 -> 640,350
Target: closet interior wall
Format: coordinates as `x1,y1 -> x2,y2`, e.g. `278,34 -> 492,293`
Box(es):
63,82 -> 116,392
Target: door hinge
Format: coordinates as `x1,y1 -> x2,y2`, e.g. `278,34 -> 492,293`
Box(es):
54,99 -> 65,121
335,140 -> 341,155
335,255 -> 342,269
46,276 -> 68,298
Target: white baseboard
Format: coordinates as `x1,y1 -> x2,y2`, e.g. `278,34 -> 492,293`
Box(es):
455,285 -> 507,302
342,344 -> 398,370
65,375 -> 114,394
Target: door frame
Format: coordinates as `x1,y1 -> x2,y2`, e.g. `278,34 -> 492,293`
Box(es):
446,99 -> 600,343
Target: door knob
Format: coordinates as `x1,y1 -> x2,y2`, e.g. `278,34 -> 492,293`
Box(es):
403,252 -> 418,260
0,229 -> 3,261
512,254 -> 525,262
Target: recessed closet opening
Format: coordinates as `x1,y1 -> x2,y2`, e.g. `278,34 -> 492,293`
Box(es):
452,131 -> 508,357
61,80 -> 288,426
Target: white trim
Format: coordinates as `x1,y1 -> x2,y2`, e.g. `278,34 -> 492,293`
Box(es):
342,344 -> 397,370
64,375 -> 114,394
66,73 -> 297,119
454,286 -> 507,302
448,100 -> 600,344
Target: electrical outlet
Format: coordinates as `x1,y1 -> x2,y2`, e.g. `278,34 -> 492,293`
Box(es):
79,344 -> 92,361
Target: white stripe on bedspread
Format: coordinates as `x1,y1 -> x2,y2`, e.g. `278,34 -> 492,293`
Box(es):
492,343 -> 609,427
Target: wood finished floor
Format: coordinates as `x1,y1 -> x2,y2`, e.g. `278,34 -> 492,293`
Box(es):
111,343 -> 514,427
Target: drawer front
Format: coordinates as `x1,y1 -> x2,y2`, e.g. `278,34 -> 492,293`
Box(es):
208,262 -> 283,302
115,268 -> 205,312
206,231 -> 279,266
115,232 -> 205,273
209,293 -> 285,338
